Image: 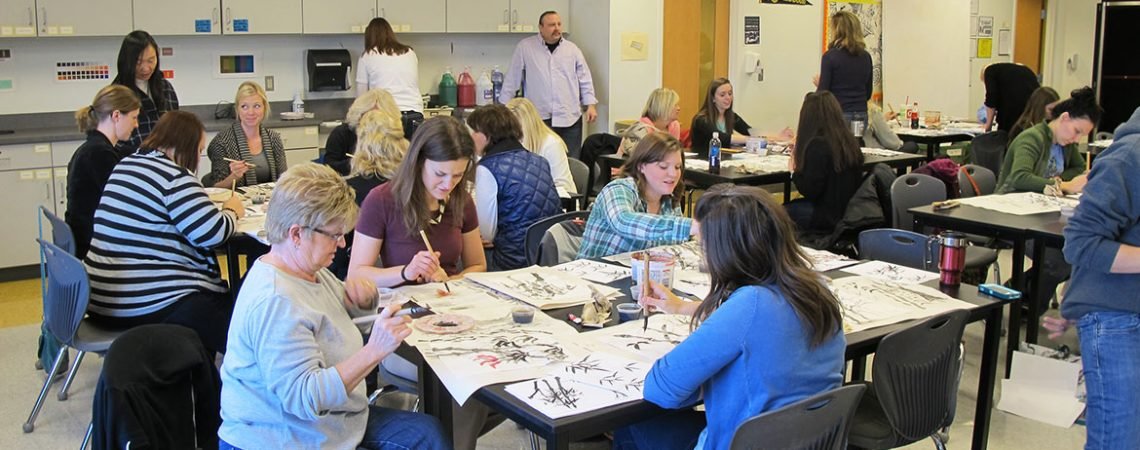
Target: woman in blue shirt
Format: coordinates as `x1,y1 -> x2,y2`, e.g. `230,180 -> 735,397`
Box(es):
615,184 -> 846,450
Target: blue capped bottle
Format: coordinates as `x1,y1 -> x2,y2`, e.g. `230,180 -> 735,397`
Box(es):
708,132 -> 722,174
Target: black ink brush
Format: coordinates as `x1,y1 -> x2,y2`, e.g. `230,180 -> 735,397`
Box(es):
641,251 -> 651,332
419,230 -> 450,292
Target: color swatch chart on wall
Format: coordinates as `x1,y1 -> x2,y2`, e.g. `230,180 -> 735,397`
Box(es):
55,61 -> 110,82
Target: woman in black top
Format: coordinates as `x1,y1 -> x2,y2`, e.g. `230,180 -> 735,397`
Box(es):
690,78 -> 752,159
66,85 -> 141,259
111,30 -> 179,156
787,92 -> 865,234
815,11 -> 873,134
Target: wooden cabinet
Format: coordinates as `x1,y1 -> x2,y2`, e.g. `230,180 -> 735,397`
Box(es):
302,0 -> 372,34
222,0 -> 302,34
378,0 -> 446,33
0,0 -> 38,37
36,0 -> 133,37
134,0 -> 221,36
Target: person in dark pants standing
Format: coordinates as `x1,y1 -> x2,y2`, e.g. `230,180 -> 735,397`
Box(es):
500,10 -> 597,159
814,10 -> 873,137
982,62 -> 1040,133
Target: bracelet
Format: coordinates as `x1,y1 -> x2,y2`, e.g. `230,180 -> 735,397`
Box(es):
400,264 -> 411,282
222,207 -> 239,216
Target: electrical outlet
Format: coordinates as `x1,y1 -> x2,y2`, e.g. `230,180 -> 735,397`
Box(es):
264,76 -> 274,91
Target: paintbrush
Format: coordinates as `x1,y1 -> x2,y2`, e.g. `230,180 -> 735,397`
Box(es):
230,178 -> 236,200
223,157 -> 257,167
419,230 -> 450,292
642,251 -> 651,332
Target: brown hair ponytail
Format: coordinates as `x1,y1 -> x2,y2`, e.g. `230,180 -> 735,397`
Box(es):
75,84 -> 141,131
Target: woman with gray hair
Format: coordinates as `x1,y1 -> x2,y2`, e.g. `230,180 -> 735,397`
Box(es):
218,163 -> 448,450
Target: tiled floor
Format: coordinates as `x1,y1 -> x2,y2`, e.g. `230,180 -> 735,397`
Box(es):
0,251 -> 1088,449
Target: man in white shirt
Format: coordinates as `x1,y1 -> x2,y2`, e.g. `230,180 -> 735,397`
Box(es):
500,11 -> 598,159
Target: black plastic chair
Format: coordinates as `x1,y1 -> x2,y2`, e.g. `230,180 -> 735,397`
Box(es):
857,229 -> 939,272
890,175 -> 1000,282
524,210 -> 590,266
969,131 -> 1008,179
567,157 -> 591,210
847,309 -> 970,450
729,384 -> 867,450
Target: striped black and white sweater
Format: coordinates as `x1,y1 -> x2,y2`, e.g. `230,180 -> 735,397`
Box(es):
86,149 -> 236,318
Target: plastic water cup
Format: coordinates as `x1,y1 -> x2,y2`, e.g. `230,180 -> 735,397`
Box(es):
616,303 -> 643,323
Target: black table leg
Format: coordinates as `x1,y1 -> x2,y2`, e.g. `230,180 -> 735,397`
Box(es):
783,180 -> 792,203
1005,238 -> 1026,378
419,362 -> 456,448
225,242 -> 242,300
849,356 -> 867,381
1026,239 -> 1047,344
972,303 -> 1003,450
547,434 -> 571,450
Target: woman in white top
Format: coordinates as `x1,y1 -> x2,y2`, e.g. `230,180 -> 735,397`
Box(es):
506,97 -> 578,195
356,18 -> 423,139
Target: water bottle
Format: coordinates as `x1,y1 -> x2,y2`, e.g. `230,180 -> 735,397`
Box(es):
475,69 -> 494,106
708,132 -> 722,174
292,91 -> 304,114
439,67 -> 457,108
938,232 -> 967,287
491,65 -> 505,104
457,66 -> 476,108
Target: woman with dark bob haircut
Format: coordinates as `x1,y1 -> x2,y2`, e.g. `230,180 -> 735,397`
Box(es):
111,30 -> 179,155
614,184 -> 846,450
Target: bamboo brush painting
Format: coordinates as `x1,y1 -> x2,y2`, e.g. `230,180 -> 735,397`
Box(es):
465,266 -> 619,310
829,276 -> 976,333
504,352 -> 651,419
585,314 -> 693,363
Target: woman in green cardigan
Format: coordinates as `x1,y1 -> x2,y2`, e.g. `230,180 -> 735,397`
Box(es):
996,86 -> 1101,195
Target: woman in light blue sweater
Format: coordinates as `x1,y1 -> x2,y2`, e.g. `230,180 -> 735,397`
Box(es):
614,184 -> 846,450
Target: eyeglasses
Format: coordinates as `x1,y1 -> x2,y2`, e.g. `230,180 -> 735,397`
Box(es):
306,227 -> 346,242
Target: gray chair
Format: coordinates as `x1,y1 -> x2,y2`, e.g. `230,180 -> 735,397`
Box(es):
957,165 -> 997,198
36,206 -> 76,375
858,229 -> 939,272
969,131 -> 1008,179
848,309 -> 969,450
890,174 -> 1000,283
24,240 -> 125,434
730,384 -> 867,450
524,210 -> 590,266
567,157 -> 591,210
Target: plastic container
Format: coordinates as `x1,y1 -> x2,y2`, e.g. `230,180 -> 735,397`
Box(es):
708,132 -> 722,173
491,65 -> 505,104
909,102 -> 920,129
292,91 -> 304,114
476,69 -> 494,106
439,68 -> 457,108
457,67 -> 476,108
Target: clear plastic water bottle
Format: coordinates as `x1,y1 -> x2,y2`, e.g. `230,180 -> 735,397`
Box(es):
708,132 -> 722,174
491,65 -> 505,104
476,69 -> 494,106
292,91 -> 304,114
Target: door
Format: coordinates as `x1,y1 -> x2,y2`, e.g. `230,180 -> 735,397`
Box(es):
222,0 -> 302,34
0,0 -> 37,37
446,0 -> 510,33
378,0 -> 446,33
302,0 -> 372,34
1014,0 -> 1044,73
510,0 -> 568,33
37,0 -> 133,37
134,0 -> 222,36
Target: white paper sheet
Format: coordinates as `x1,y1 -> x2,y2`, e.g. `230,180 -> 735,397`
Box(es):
464,266 -> 619,310
829,276 -> 976,333
799,246 -> 861,272
860,147 -> 904,157
395,280 -> 518,321
504,352 -> 650,419
956,192 -> 1079,215
841,261 -> 940,285
583,314 -> 693,363
997,379 -> 1085,428
1009,350 -> 1083,393
672,270 -> 711,299
553,259 -> 631,283
604,241 -> 704,272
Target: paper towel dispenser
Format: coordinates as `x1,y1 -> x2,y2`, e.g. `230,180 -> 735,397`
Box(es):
306,49 -> 352,92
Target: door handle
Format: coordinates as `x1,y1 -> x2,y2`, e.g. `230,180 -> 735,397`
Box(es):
27,7 -> 34,26
512,9 -> 518,26
213,7 -> 219,26
225,7 -> 232,30
503,9 -> 509,25
40,7 -> 46,31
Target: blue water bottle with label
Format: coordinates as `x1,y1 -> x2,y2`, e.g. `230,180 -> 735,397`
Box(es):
708,132 -> 722,174
491,65 -> 504,104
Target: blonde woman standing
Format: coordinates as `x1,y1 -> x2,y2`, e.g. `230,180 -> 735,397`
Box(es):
814,10 -> 873,131
507,97 -> 577,195
67,85 -> 141,259
207,81 -> 287,187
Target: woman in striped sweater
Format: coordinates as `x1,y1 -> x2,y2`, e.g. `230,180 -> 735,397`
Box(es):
85,111 -> 245,354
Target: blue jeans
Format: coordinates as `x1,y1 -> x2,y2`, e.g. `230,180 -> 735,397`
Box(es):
220,405 -> 450,450
1077,311 -> 1140,450
612,410 -> 706,450
546,116 -> 584,160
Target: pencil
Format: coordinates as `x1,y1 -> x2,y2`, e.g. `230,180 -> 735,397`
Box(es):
419,230 -> 450,292
642,251 -> 651,332
223,157 -> 257,167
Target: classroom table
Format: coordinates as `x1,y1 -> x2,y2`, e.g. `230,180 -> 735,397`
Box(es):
412,270 -> 1010,450
597,151 -> 926,203
909,203 -> 1063,375
894,128 -> 977,160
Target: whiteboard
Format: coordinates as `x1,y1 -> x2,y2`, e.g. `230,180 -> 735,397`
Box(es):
882,0 -> 971,118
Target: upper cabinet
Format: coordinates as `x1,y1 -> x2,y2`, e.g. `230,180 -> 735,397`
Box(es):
36,0 -> 133,37
377,0 -> 446,33
0,0 -> 38,37
446,0 -> 568,34
134,0 -> 221,36
302,0 -> 372,34
223,0 -> 302,34
445,0 -> 511,33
